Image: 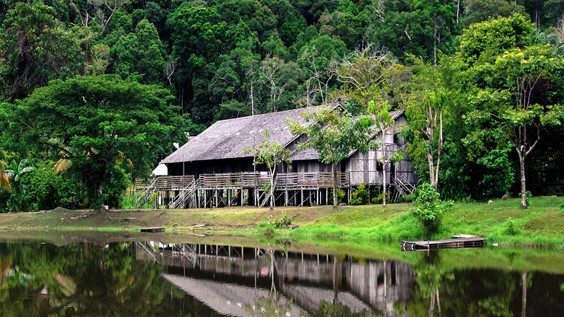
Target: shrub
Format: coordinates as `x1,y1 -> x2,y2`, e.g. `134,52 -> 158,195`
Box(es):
400,193 -> 414,203
271,212 -> 292,229
330,189 -> 346,205
258,222 -> 275,237
504,218 -> 519,236
350,183 -> 368,205
412,183 -> 452,239
371,192 -> 390,204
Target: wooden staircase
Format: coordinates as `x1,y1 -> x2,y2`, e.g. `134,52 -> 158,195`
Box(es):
392,176 -> 415,202
169,178 -> 200,209
135,177 -> 159,207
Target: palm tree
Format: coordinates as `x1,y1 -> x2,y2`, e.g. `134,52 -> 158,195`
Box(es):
0,149 -> 10,192
5,159 -> 34,211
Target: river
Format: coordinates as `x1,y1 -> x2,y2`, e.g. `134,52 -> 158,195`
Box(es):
0,236 -> 562,316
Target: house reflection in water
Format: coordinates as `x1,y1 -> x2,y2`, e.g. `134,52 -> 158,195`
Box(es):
136,242 -> 414,316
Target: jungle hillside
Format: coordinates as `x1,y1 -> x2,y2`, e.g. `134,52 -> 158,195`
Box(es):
0,0 -> 563,211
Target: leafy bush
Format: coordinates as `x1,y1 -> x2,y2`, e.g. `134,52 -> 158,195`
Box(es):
412,183 -> 452,239
400,193 -> 414,203
350,183 -> 368,205
504,218 -> 519,236
329,189 -> 346,205
258,222 -> 275,237
0,159 -> 79,212
270,212 -> 292,229
338,189 -> 346,200
371,191 -> 391,204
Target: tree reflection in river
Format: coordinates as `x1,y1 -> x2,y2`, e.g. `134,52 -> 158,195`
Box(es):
0,241 -> 186,316
404,251 -> 564,317
1,241 -> 564,316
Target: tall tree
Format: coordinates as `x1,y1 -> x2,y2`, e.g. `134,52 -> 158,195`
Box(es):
244,131 -> 292,209
412,0 -> 457,64
71,0 -> 130,33
0,1 -> 84,100
457,14 -> 564,207
112,18 -> 168,85
297,35 -> 348,106
461,0 -> 527,27
167,1 -> 233,124
287,106 -> 374,208
366,0 -> 458,63
367,100 -> 396,206
11,75 -> 183,208
406,62 -> 453,190
477,45 -> 563,208
336,45 -> 408,113
261,56 -> 303,112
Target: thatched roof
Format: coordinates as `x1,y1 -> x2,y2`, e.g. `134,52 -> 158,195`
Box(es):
289,109 -> 405,161
161,107 -> 317,164
162,274 -> 305,317
161,107 -> 405,164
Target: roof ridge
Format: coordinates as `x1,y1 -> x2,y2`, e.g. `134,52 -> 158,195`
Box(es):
213,106 -> 317,124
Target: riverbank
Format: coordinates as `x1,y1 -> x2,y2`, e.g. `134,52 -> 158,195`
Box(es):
0,196 -> 562,248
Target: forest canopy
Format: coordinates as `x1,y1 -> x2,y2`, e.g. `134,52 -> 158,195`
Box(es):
0,0 -> 562,210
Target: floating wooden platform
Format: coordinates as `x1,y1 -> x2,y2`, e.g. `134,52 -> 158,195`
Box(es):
401,236 -> 485,251
140,227 -> 165,233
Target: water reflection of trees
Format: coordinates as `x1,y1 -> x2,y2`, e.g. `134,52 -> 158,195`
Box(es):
406,251 -> 533,317
0,242 -> 186,316
6,241 -> 560,316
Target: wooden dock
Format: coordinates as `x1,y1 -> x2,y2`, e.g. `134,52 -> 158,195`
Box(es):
401,236 -> 485,251
140,227 -> 165,233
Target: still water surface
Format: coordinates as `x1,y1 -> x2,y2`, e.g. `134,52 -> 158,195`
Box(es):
0,239 -> 562,316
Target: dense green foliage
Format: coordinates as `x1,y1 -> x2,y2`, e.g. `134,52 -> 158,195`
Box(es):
0,0 -> 562,211
412,183 -> 452,239
288,105 -> 375,207
3,76 -> 185,209
0,242 -> 190,316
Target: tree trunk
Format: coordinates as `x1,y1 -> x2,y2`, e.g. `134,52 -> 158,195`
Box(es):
97,182 -> 105,209
433,23 -> 438,65
270,249 -> 277,293
428,153 -> 436,189
381,131 -> 387,207
332,163 -> 338,208
382,166 -> 387,206
521,271 -> 527,317
428,110 -> 443,190
518,150 -> 527,209
455,0 -> 460,23
435,111 -> 443,188
269,170 -> 275,210
332,256 -> 341,304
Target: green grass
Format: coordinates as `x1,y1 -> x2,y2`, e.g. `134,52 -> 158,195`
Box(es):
0,196 -> 562,248
286,196 -> 564,248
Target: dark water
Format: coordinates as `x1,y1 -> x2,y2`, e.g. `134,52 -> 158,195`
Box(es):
0,240 -> 563,317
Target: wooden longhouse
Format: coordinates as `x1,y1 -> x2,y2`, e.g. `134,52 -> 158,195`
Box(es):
136,107 -> 417,208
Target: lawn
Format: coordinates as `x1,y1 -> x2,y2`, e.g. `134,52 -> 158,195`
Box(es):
0,196 -> 562,248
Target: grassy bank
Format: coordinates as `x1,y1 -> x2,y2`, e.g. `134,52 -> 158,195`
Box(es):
0,196 -> 562,248
286,196 -> 564,248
